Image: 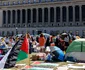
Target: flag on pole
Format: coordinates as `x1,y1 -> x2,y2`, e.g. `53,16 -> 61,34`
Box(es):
0,48 -> 12,69
0,35 -> 29,68
17,35 -> 29,61
4,40 -> 23,68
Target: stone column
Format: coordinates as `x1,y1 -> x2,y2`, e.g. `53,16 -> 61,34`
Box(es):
6,10 -> 8,26
20,9 -> 22,26
15,10 -> 17,26
73,5 -> 75,25
31,9 -> 33,24
54,7 -> 56,25
66,6 -> 69,26
36,8 -> 38,26
10,10 -> 12,26
42,8 -> 44,26
60,6 -> 62,26
80,5 -> 82,25
48,7 -> 50,26
25,9 -> 27,26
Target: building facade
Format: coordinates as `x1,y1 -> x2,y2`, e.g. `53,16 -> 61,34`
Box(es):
0,0 -> 85,36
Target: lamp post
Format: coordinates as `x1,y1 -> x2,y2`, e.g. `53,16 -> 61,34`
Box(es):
16,27 -> 18,35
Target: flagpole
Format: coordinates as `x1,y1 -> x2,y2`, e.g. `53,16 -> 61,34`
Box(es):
25,25 -> 30,66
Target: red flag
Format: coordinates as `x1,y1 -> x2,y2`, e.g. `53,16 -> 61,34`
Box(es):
17,35 -> 29,61
20,35 -> 29,53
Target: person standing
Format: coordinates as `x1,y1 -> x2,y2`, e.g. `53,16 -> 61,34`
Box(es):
38,33 -> 46,52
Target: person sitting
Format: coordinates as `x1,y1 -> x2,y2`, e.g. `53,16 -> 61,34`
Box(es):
50,43 -> 65,61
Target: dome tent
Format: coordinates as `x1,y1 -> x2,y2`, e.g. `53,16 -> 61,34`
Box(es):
65,39 -> 85,62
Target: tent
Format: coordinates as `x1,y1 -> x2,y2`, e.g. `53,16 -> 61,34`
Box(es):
65,39 -> 85,62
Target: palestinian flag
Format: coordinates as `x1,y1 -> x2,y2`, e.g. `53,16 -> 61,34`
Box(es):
3,35 -> 29,68
17,35 -> 29,61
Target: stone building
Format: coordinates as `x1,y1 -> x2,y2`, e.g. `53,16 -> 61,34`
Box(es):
0,0 -> 85,36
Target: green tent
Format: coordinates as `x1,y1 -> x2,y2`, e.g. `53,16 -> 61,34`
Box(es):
65,39 -> 85,62
66,39 -> 85,53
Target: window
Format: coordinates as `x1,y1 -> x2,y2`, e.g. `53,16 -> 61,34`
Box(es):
22,9 -> 26,23
8,10 -> 11,24
38,8 -> 42,22
33,9 -> 37,23
62,7 -> 67,22
17,10 -> 20,23
82,5 -> 85,21
50,7 -> 54,22
3,11 -> 6,24
75,6 -> 79,21
12,10 -> 16,23
68,6 -> 73,22
56,7 -> 60,22
44,8 -> 48,22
